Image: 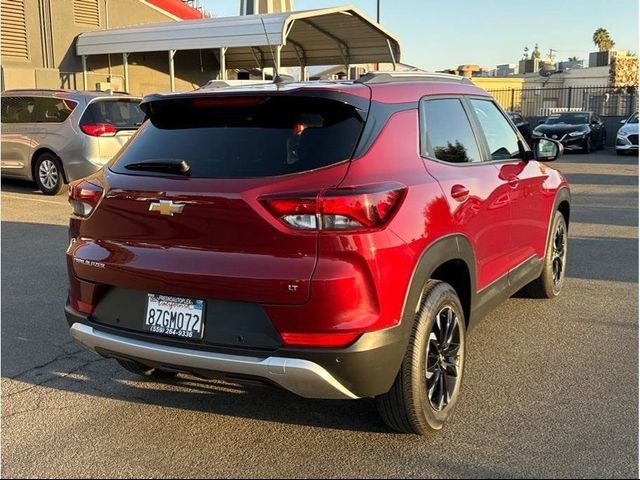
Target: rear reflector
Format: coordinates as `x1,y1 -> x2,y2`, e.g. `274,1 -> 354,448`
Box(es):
280,332 -> 362,348
261,183 -> 406,232
80,123 -> 117,137
69,296 -> 95,315
68,180 -> 104,217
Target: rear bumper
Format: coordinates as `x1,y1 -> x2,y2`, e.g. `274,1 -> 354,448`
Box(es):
70,323 -> 358,400
66,302 -> 410,400
63,159 -> 103,183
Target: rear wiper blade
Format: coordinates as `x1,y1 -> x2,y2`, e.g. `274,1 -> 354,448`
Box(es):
125,159 -> 191,175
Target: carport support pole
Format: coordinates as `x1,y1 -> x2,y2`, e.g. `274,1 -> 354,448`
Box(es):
219,47 -> 227,80
300,64 -> 306,81
81,55 -> 88,91
169,50 -> 176,92
122,53 -> 129,93
275,45 -> 281,76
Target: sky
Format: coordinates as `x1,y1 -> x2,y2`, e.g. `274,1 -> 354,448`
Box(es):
199,0 -> 639,71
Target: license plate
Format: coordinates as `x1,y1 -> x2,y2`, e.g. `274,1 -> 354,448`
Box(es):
144,294 -> 205,339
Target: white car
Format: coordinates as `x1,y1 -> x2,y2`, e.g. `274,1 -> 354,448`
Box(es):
616,112 -> 638,155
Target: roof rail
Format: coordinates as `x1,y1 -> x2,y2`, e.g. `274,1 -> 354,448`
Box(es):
1,88 -> 71,93
355,71 -> 473,85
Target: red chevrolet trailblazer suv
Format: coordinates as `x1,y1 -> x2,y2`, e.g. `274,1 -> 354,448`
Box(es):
65,72 -> 570,434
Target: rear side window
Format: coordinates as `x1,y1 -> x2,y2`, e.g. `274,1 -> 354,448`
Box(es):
420,98 -> 481,163
470,99 -> 520,160
81,99 -> 144,130
110,96 -> 364,178
1,96 -> 37,123
33,97 -> 77,123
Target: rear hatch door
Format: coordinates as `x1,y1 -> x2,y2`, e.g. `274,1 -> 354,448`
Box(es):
80,97 -> 144,163
71,89 -> 370,305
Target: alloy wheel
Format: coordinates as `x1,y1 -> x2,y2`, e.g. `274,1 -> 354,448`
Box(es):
38,159 -> 59,191
552,221 -> 567,291
426,305 -> 463,412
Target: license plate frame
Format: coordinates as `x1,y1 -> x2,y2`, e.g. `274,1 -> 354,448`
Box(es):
143,293 -> 205,340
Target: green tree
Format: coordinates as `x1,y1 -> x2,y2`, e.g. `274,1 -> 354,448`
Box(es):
593,28 -> 615,51
568,56 -> 580,62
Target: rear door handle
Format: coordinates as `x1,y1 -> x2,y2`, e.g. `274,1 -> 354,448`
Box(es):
451,184 -> 470,201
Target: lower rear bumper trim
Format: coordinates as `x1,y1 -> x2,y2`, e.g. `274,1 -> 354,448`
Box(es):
69,323 -> 359,400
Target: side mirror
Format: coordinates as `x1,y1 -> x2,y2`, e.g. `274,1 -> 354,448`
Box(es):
621,119 -> 627,124
537,120 -> 545,125
532,137 -> 563,162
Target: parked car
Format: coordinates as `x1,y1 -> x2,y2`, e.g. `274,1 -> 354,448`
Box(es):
616,111 -> 639,155
507,111 -> 532,144
531,111 -> 606,153
65,72 -> 569,435
1,90 -> 144,195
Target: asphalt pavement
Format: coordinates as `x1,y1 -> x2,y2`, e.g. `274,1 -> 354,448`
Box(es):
1,148 -> 638,478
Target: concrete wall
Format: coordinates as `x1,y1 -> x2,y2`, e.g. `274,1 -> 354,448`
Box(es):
563,66 -> 610,88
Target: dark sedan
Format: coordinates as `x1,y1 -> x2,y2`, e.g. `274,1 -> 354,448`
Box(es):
507,112 -> 532,144
532,111 -> 606,153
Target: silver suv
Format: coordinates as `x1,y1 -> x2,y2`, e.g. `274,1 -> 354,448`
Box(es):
1,90 -> 144,194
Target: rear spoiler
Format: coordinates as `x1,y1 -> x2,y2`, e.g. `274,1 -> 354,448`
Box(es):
139,90 -> 370,119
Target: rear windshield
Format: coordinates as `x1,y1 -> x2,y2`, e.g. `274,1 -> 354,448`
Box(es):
109,96 -> 364,178
81,98 -> 144,130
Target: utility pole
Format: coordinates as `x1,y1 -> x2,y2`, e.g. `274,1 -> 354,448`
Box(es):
377,0 -> 380,23
548,48 -> 557,62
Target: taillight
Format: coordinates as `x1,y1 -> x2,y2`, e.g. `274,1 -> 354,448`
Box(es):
80,123 -> 117,137
280,332 -> 362,348
68,180 -> 103,217
261,183 -> 406,232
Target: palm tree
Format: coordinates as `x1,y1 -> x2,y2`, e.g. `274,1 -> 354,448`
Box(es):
593,28 -> 615,51
568,56 -> 580,62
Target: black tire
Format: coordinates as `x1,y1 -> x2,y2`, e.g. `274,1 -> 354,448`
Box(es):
582,135 -> 592,154
34,152 -> 65,195
376,280 -> 466,435
117,359 -> 177,379
525,210 -> 568,298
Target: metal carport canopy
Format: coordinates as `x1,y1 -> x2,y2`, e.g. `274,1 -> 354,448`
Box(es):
75,6 -> 401,68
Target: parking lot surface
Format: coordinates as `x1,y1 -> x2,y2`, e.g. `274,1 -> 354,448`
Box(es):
1,149 -> 638,478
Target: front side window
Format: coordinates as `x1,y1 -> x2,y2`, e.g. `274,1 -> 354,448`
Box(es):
420,98 -> 481,163
1,96 -> 37,123
470,99 -> 521,160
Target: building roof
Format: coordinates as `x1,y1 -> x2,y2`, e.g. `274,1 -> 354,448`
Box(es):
76,6 -> 401,69
144,0 -> 205,20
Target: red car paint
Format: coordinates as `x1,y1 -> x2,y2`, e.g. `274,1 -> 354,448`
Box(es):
67,79 -> 568,348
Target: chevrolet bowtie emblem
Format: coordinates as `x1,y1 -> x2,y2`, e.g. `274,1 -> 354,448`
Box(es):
149,200 -> 185,216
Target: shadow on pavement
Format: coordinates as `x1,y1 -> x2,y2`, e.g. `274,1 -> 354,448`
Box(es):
1,177 -> 41,194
